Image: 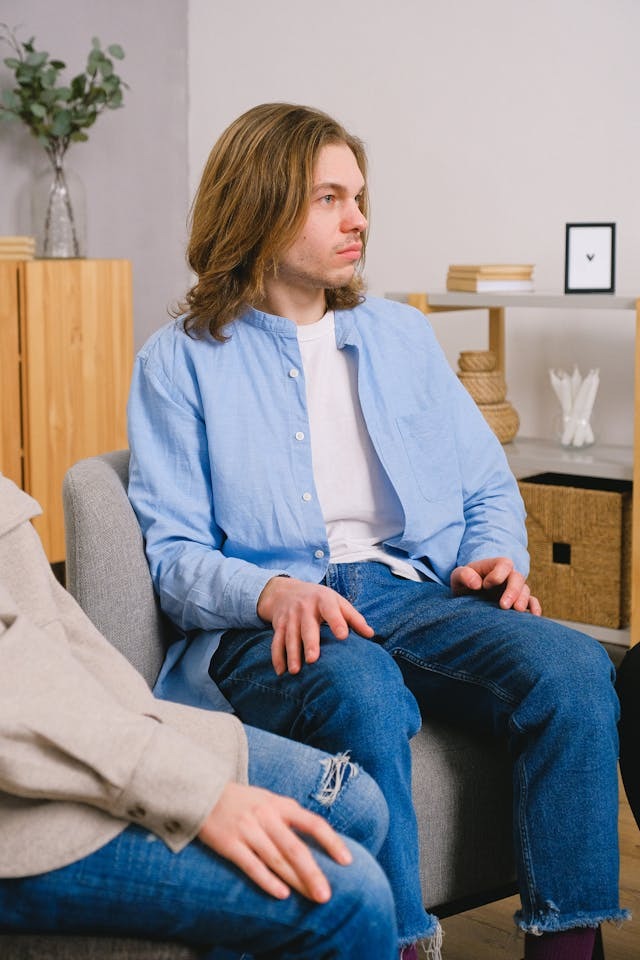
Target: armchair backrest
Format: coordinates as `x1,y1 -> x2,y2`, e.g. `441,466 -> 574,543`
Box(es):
63,450 -> 170,688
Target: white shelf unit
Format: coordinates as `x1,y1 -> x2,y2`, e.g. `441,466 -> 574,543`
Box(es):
390,291 -> 640,648
506,437 -> 632,484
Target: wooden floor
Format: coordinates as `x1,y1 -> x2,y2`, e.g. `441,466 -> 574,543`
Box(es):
434,781 -> 639,958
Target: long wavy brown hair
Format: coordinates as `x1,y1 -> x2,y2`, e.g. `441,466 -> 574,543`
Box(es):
177,103 -> 369,340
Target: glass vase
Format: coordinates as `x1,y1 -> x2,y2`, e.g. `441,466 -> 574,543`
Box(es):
31,157 -> 86,258
553,412 -> 596,449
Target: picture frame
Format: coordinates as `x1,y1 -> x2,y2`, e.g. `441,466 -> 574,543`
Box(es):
564,222 -> 616,294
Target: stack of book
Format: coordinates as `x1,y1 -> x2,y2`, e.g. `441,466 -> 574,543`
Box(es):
0,236 -> 36,261
446,264 -> 534,292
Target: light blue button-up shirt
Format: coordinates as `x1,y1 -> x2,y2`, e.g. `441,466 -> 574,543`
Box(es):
127,296 -> 528,708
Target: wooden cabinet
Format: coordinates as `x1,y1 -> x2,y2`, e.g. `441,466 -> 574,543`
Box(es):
0,259 -> 133,562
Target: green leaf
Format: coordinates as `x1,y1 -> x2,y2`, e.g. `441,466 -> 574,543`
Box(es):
29,102 -> 46,117
15,63 -> 35,82
70,73 -> 86,97
3,57 -> 21,69
41,88 -> 58,106
108,44 -> 125,60
50,59 -> 66,70
101,75 -> 119,94
50,108 -> 71,136
41,66 -> 57,88
87,48 -> 101,74
25,50 -> 47,67
70,130 -> 89,142
99,58 -> 113,78
1,89 -> 21,109
87,85 -> 106,104
91,36 -> 101,50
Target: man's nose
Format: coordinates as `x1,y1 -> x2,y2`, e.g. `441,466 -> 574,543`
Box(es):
343,200 -> 367,233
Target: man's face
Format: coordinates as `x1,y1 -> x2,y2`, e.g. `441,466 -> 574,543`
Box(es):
275,142 -> 367,295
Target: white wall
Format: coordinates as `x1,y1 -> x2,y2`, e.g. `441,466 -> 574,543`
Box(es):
188,0 -> 640,445
2,2 -> 638,443
0,0 -> 190,349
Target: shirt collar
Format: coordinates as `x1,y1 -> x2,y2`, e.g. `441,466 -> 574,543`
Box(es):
239,306 -> 298,339
239,303 -> 361,346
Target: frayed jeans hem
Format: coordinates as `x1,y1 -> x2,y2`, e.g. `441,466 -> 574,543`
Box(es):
399,915 -> 441,947
515,907 -> 631,935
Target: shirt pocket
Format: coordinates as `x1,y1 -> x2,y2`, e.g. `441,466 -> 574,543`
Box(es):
396,410 -> 460,503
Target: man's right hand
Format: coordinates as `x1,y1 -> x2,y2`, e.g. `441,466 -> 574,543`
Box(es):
197,781 -> 353,902
257,576 -> 374,675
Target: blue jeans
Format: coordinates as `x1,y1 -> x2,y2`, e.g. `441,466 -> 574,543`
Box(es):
0,726 -> 397,960
209,562 -> 627,942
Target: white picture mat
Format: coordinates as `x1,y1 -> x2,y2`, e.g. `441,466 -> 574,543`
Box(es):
566,226 -> 613,289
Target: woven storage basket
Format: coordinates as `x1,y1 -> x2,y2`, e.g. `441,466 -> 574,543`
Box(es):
458,350 -> 497,372
518,473 -> 632,628
459,370 -> 506,404
477,401 -> 519,444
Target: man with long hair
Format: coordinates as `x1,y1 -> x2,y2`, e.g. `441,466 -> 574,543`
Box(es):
128,102 -> 626,959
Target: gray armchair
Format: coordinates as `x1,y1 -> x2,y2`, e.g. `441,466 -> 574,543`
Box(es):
1,450 -> 517,958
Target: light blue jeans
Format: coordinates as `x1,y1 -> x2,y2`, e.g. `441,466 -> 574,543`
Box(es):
210,562 -> 628,944
0,726 -> 397,959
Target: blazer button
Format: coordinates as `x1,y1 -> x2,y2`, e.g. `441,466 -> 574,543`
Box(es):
127,804 -> 146,819
164,819 -> 182,834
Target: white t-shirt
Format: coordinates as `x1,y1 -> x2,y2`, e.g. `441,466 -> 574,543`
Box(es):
297,311 -> 421,581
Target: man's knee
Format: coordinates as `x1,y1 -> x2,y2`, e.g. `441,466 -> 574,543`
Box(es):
312,755 -> 390,855
518,625 -> 618,732
312,633 -> 421,735
327,839 -> 397,931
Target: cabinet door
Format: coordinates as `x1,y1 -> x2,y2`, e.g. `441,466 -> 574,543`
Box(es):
0,262 -> 23,487
21,259 -> 133,561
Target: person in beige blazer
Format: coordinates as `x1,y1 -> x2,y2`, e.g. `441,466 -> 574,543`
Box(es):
0,475 -> 396,959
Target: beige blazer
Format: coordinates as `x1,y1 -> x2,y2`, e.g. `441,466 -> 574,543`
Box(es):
0,476 -> 248,878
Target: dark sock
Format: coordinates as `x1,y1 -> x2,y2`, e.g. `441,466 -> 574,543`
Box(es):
524,928 -> 597,960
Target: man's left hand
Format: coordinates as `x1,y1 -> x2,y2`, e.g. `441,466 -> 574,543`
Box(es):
451,557 -> 542,615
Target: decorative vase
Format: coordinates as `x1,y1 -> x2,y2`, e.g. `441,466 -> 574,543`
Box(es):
31,156 -> 86,258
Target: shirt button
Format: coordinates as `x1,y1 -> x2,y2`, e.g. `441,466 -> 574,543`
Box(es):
302,492 -> 312,502
295,431 -> 305,441
288,367 -> 299,378
314,549 -> 325,559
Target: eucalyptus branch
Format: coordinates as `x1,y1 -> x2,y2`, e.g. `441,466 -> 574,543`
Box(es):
0,23 -> 127,163
0,24 -> 127,257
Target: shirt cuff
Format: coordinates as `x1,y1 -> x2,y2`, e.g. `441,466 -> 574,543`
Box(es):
223,565 -> 291,626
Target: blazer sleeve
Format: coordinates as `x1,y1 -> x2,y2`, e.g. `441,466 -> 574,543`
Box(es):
0,594 -> 247,853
